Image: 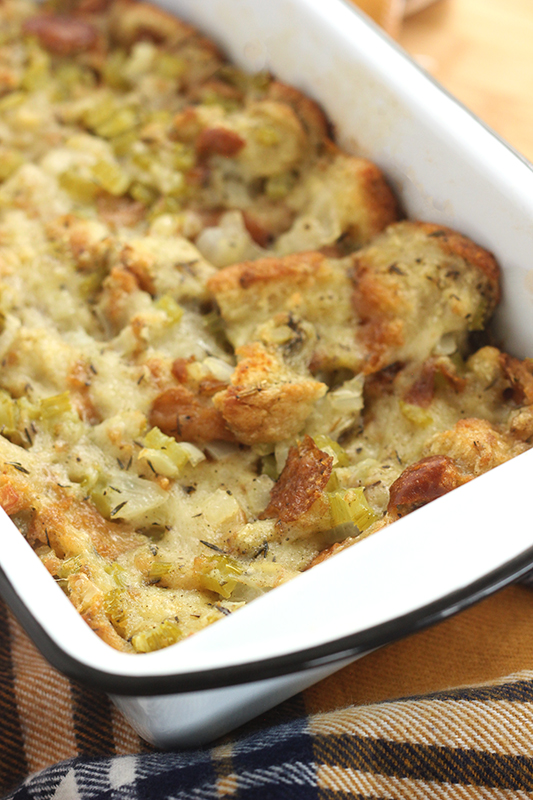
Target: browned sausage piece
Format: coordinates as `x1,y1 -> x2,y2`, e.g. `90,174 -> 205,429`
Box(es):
387,454 -> 470,518
23,15 -> 98,55
196,128 -> 246,159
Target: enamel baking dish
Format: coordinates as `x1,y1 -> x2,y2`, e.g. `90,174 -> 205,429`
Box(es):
2,0 -> 533,748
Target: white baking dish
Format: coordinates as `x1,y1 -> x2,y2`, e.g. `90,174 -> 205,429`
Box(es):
2,0 -> 533,748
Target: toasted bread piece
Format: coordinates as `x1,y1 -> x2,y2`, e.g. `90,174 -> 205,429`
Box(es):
208,251 -> 365,373
352,221 -> 500,373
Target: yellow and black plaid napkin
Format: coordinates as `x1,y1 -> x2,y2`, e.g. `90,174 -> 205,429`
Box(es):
3,582 -> 533,798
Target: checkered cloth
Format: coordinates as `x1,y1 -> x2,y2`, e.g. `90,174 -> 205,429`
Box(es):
3,583 -> 533,799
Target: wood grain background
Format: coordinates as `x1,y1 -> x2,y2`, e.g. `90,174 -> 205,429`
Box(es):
399,0 -> 533,163
354,0 -> 533,163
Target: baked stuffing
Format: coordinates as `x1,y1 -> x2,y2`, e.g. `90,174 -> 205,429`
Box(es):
0,0 -> 530,653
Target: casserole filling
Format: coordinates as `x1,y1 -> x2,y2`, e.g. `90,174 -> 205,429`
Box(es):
0,0 -> 531,652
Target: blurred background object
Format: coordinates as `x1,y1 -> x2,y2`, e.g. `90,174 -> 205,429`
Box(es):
353,0 -> 533,163
353,0 -> 405,37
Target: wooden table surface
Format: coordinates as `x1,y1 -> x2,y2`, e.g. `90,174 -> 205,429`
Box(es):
397,0 -> 533,163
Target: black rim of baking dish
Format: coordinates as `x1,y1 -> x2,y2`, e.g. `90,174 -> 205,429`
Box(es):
1,544 -> 533,696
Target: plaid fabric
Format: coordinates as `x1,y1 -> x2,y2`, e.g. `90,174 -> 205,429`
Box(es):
3,584 -> 533,799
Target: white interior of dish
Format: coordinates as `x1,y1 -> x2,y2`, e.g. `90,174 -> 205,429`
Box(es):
2,0 -> 533,681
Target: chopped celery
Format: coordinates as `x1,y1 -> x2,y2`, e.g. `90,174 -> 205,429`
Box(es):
142,427 -> 174,450
92,161 -> 130,196
139,427 -> 205,478
265,172 -> 296,200
172,143 -> 195,172
203,310 -> 225,336
59,170 -> 99,202
197,554 -> 243,599
54,63 -> 95,99
104,588 -> 128,629
325,470 -> 340,493
154,295 -> 184,325
21,47 -> 50,92
313,434 -> 349,467
0,92 -> 27,113
328,488 -> 378,532
399,400 -> 433,427
132,150 -> 152,171
250,71 -> 271,91
0,391 -> 16,434
131,618 -> 182,653
468,299 -> 488,332
164,171 -> 187,198
39,391 -> 72,420
88,471 -> 168,521
95,107 -> 137,139
129,181 -> 158,206
148,197 -> 185,219
0,150 -> 25,182
202,356 -> 234,382
147,561 -> 173,583
253,126 -> 281,146
261,453 -> 278,481
82,96 -> 118,131
328,491 -> 353,527
104,563 -> 128,588
112,130 -> 138,158
57,555 -> 83,579
156,53 -> 186,80
202,89 -> 240,112
101,50 -> 130,91
344,488 -> 379,531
